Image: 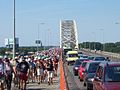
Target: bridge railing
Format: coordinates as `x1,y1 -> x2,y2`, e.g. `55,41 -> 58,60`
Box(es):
62,52 -> 79,90
60,53 -> 67,90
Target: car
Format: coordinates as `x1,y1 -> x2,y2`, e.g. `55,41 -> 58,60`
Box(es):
78,60 -> 91,81
79,55 -> 88,59
93,56 -> 106,61
93,61 -> 120,90
88,56 -> 95,60
83,61 -> 103,90
78,51 -> 83,55
73,59 -> 85,76
78,51 -> 83,58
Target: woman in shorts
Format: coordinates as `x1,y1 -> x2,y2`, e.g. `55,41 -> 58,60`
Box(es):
36,61 -> 44,84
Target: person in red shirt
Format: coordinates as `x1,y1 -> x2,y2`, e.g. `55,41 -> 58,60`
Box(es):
18,57 -> 29,90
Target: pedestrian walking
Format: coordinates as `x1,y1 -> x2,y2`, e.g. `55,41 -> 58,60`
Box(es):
53,56 -> 58,76
46,59 -> 54,85
5,59 -> 14,90
18,57 -> 29,90
15,57 -> 21,88
0,56 -> 5,90
28,57 -> 36,83
36,60 -> 44,84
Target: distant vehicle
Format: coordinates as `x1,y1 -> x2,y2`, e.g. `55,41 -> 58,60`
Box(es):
78,51 -> 83,58
63,48 -> 72,56
79,55 -> 88,59
66,51 -> 78,65
93,62 -> 120,90
78,51 -> 83,55
78,60 -> 91,81
88,56 -> 95,60
93,56 -> 106,61
73,59 -> 84,76
83,61 -> 103,90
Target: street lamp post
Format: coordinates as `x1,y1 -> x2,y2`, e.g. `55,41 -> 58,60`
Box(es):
102,30 -> 105,51
89,42 -> 91,50
47,29 -> 50,47
99,29 -> 105,51
35,40 -> 42,55
92,32 -> 96,50
38,22 -> 44,51
13,0 -> 16,60
37,24 -> 40,53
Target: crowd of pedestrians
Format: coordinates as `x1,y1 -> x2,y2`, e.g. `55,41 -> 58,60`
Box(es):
0,48 -> 60,90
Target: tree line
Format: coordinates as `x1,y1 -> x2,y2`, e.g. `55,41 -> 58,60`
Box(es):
1,42 -> 120,56
0,46 -> 54,56
79,42 -> 120,53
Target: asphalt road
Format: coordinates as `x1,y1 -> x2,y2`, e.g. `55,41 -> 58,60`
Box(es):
64,50 -> 97,90
64,50 -> 103,90
67,65 -> 87,90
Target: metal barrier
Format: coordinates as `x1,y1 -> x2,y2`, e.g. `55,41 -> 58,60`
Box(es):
62,55 -> 79,90
82,49 -> 120,61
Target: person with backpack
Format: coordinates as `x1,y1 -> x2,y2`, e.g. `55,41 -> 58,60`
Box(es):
18,57 -> 29,90
0,56 -> 5,90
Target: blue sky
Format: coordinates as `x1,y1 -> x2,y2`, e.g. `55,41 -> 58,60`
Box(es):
0,0 -> 120,46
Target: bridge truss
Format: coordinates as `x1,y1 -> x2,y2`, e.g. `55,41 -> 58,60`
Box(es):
60,20 -> 78,50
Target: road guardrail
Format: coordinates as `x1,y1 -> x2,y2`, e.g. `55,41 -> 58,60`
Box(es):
81,49 -> 120,61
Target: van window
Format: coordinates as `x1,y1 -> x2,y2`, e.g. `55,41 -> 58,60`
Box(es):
68,54 -> 78,57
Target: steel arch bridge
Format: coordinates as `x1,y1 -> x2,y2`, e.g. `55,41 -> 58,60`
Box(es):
60,20 -> 78,50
